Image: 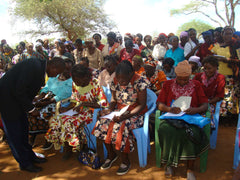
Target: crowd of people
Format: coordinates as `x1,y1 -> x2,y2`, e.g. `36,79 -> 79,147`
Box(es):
0,26 -> 240,179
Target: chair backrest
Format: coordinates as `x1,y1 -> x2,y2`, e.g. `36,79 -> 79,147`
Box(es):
233,106 -> 240,169
146,88 -> 157,110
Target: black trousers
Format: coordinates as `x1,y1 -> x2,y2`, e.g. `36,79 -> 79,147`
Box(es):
1,111 -> 36,168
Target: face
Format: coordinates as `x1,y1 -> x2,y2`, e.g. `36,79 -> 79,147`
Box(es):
57,44 -> 66,53
189,61 -> 198,72
223,29 -> 233,44
144,37 -> 152,47
214,31 -> 222,42
132,57 -> 141,70
75,42 -> 83,50
171,37 -> 179,48
73,76 -> 91,87
17,46 -> 23,54
126,46 -> 133,53
107,37 -> 114,47
104,61 -> 116,74
93,35 -> 101,44
189,30 -> 197,41
158,35 -> 166,44
203,63 -> 217,78
176,76 -> 190,86
27,45 -> 33,54
135,37 -> 141,46
144,65 -> 155,78
180,36 -> 189,45
116,73 -> 132,86
36,46 -> 43,52
85,41 -> 94,49
163,64 -> 171,72
203,35 -> 213,44
44,39 -> 49,46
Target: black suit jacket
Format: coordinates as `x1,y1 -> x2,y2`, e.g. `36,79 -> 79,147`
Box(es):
0,58 -> 46,120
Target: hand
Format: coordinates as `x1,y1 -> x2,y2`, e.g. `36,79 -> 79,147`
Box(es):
100,109 -> 111,116
73,103 -> 83,113
184,107 -> 198,115
169,107 -> 181,114
35,100 -> 50,108
59,107 -> 69,113
29,109 -> 40,117
113,115 -> 121,122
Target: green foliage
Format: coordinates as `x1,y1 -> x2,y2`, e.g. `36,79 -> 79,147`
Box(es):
11,0 -> 115,41
176,20 -> 215,36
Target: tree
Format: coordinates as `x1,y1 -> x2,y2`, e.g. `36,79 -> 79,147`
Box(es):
10,0 -> 115,41
176,20 -> 214,36
171,0 -> 240,27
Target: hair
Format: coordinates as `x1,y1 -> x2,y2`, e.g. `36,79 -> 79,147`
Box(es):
169,36 -> 179,43
36,39 -> 44,45
104,55 -> 118,65
75,38 -> 82,45
202,56 -> 219,67
222,26 -> 235,35
79,57 -> 89,65
19,41 -> 25,48
47,57 -> 66,69
107,32 -> 117,41
162,58 -> 175,68
71,64 -> 91,78
136,33 -> 143,41
214,27 -> 223,33
125,39 -> 134,48
132,55 -> 143,64
188,28 -> 196,33
144,35 -> 152,42
93,33 -> 102,40
115,60 -> 134,76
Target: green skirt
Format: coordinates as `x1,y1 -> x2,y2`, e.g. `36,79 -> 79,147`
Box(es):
158,120 -> 209,167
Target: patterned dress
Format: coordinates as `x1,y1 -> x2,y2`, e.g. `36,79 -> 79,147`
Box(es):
45,78 -> 108,152
93,73 -> 148,153
148,70 -> 167,93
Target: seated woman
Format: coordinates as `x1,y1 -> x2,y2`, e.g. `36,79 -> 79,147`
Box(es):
45,64 -> 108,159
159,57 -> 176,79
157,60 -> 209,180
143,58 -> 167,95
93,60 -> 148,175
131,55 -> 145,76
188,56 -> 202,79
98,55 -> 118,87
29,58 -> 73,149
120,40 -> 140,63
78,57 -> 100,78
194,56 -> 225,128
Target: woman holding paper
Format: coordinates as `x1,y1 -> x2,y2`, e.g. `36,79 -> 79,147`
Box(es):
45,64 -> 108,159
157,60 -> 209,180
93,60 -> 148,175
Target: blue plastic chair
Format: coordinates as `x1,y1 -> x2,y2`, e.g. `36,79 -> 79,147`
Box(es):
102,88 -> 157,167
233,107 -> 240,169
210,100 -> 223,149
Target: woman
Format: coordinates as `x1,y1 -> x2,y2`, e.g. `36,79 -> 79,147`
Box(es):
93,33 -> 105,51
132,55 -> 145,76
19,42 -> 44,61
196,31 -> 214,62
157,60 -> 209,180
143,58 -> 166,95
194,56 -> 225,128
164,36 -> 185,66
54,41 -> 74,61
82,38 -> 104,70
35,42 -> 49,60
29,58 -> 74,149
93,61 -> 148,175
179,31 -> 189,49
184,28 -> 201,60
73,39 -> 83,63
160,57 -> 176,79
98,55 -> 118,87
45,64 -> 108,159
78,57 -> 100,79
120,40 -> 140,63
12,44 -> 24,64
211,26 -> 240,116
141,35 -> 153,59
135,33 -> 145,52
152,33 -> 170,61
102,32 -> 122,58
0,44 -> 16,66
189,56 -> 202,79
214,27 -> 224,44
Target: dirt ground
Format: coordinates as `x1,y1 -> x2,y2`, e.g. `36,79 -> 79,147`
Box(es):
0,126 -> 237,180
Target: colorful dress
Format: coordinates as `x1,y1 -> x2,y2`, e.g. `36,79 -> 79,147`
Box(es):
29,76 -> 73,134
141,46 -> 153,59
147,70 -> 167,93
45,78 -> 108,151
120,48 -> 140,63
102,43 -> 122,57
157,79 -> 209,167
93,73 -> 148,153
19,51 -> 45,61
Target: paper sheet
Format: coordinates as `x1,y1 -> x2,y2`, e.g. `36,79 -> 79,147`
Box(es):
162,112 -> 185,117
172,96 -> 192,111
101,105 -> 129,120
60,109 -> 78,116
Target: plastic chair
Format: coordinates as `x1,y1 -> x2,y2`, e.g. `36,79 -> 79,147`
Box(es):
210,100 -> 222,149
233,105 -> 240,169
102,88 -> 157,167
155,109 -> 211,173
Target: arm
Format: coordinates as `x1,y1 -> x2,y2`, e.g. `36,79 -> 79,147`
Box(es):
158,102 -> 181,114
185,44 -> 201,60
184,102 -> 208,115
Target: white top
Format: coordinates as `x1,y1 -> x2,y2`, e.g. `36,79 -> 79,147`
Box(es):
184,39 -> 197,57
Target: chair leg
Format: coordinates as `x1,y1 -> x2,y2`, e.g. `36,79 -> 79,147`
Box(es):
155,110 -> 162,168
200,150 -> 208,173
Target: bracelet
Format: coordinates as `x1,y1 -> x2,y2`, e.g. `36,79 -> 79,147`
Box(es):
28,107 -> 36,113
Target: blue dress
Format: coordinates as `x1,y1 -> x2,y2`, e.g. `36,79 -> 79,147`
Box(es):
164,47 -> 185,66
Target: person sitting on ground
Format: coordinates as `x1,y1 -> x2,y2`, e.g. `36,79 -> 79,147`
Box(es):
141,35 -> 153,59
45,64 -> 108,160
159,57 -> 176,79
93,33 -> 105,51
194,56 -> 225,129
120,40 -> 140,63
189,56 -> 202,79
143,58 -> 167,95
157,60 -> 209,180
78,57 -> 100,79
28,57 -> 74,150
98,55 -> 118,87
93,60 -> 148,175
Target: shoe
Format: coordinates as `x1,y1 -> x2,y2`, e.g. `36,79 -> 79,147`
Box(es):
20,164 -> 42,173
187,171 -> 196,180
165,166 -> 174,177
116,163 -> 131,176
33,156 -> 47,164
41,142 -> 53,150
100,156 -> 118,170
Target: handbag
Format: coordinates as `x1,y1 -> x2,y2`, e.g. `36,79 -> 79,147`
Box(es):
78,126 -> 101,169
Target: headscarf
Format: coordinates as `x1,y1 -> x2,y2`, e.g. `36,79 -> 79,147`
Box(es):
202,30 -> 212,38
84,37 -> 96,45
189,56 -> 202,67
144,56 -> 157,67
93,33 -> 102,40
234,31 -> 240,38
175,60 -> 192,76
180,31 -> 188,38
158,33 -> 167,38
124,33 -> 133,40
35,42 -> 42,48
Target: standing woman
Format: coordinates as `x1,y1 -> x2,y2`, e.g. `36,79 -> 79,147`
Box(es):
141,35 -> 153,59
93,33 -> 105,52
93,61 -> 148,175
211,26 -> 240,117
102,32 -> 122,58
179,31 -> 189,49
184,28 -> 201,60
82,38 -> 104,70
